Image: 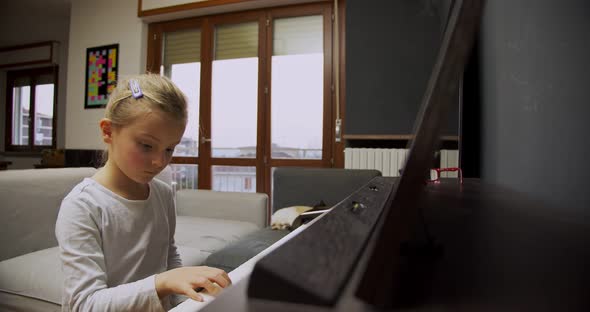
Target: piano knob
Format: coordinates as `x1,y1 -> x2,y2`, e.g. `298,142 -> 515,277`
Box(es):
351,201 -> 366,213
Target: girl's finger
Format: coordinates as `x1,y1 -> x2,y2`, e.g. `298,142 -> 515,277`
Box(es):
184,287 -> 203,302
200,279 -> 220,295
211,273 -> 231,288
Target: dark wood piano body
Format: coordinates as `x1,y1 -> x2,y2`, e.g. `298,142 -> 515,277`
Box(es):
200,178 -> 590,311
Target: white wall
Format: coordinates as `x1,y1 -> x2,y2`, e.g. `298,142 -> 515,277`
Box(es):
65,0 -> 148,149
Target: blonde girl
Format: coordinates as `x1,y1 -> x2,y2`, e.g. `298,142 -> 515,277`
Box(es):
56,74 -> 230,311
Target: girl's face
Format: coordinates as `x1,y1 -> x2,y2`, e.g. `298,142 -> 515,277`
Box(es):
109,110 -> 185,184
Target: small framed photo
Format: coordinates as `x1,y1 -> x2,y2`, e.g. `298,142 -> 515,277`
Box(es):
84,44 -> 118,109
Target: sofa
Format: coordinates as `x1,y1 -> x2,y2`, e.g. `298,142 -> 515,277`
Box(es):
204,167 -> 382,272
0,167 -> 268,312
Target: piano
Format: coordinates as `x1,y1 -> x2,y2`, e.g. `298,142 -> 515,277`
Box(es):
172,0 -> 590,310
173,178 -> 590,311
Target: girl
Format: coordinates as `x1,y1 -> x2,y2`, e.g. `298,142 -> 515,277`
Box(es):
56,74 -> 231,311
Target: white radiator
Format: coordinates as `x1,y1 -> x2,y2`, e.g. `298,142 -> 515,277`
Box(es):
439,149 -> 459,178
344,148 -> 459,178
344,148 -> 408,177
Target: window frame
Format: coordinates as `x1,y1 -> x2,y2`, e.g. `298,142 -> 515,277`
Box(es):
4,66 -> 59,153
146,2 -> 337,196
263,4 -> 334,193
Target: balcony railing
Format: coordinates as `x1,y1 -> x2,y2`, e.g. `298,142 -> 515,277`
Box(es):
170,164 -> 259,193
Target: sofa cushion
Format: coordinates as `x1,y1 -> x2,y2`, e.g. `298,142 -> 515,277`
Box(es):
0,247 -> 62,305
176,246 -> 210,267
176,190 -> 268,229
204,228 -> 290,272
0,167 -> 97,261
0,292 -> 60,312
175,216 -> 259,260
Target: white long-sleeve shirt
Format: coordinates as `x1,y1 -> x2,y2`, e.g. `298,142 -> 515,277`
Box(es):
55,177 -> 182,311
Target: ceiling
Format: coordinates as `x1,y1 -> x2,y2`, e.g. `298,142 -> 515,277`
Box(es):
0,0 -> 71,47
0,0 -> 71,20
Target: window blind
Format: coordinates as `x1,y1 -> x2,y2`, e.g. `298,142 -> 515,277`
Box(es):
12,73 -> 54,87
273,15 -> 323,56
163,29 -> 201,66
214,22 -> 258,60
36,73 -> 55,85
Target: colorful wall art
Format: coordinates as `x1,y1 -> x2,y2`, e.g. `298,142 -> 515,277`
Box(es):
85,44 -> 118,109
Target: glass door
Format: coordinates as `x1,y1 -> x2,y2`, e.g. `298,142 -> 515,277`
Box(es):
153,22 -> 202,190
148,3 -> 334,195
207,17 -> 263,192
264,5 -> 333,196
271,15 -> 325,160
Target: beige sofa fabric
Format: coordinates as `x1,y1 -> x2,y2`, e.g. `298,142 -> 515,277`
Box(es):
0,168 -> 97,261
176,189 -> 268,229
0,247 -> 62,304
176,216 -> 259,256
0,291 -> 60,312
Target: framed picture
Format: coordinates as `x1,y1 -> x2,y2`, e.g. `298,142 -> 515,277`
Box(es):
84,44 -> 118,109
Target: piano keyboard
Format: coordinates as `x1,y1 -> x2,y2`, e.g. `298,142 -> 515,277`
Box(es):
170,221 -> 313,312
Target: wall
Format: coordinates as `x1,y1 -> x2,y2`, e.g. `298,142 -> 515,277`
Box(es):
479,0 -> 590,217
65,0 -> 148,149
345,0 -> 457,136
0,1 -> 70,169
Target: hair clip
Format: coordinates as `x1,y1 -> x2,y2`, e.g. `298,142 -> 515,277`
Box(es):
129,79 -> 143,99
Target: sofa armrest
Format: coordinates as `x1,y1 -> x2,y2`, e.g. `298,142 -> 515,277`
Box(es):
176,190 -> 268,229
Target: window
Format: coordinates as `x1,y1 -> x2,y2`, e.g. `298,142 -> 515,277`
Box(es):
163,28 -> 202,158
147,3 -> 334,195
271,15 -> 324,160
211,22 -> 259,159
5,66 -> 58,152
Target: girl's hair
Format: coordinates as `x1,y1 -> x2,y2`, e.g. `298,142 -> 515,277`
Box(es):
106,73 -> 188,126
101,74 -> 188,164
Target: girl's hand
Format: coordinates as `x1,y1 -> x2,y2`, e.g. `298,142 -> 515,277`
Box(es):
155,266 -> 232,302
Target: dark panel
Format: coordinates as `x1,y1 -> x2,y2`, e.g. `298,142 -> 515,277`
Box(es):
64,149 -> 103,168
460,40 -> 481,178
345,0 -> 458,136
479,0 -> 590,217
